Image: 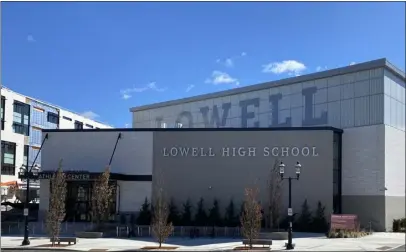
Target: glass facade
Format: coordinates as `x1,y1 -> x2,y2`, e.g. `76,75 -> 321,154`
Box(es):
63,180 -> 117,222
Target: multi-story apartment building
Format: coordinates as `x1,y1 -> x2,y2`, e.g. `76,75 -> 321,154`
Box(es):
0,86 -> 112,200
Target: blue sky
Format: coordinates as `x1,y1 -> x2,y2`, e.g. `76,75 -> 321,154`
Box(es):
1,2 -> 405,127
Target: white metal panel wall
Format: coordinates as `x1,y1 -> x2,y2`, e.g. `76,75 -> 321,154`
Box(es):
384,69 -> 405,132
41,131 -> 153,175
341,125 -> 386,196
132,68 -> 386,130
384,126 -> 405,197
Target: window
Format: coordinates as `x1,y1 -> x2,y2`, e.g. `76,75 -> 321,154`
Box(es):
12,101 -> 30,136
63,116 -> 72,121
1,141 -> 16,175
24,145 -> 29,167
85,124 -> 93,129
74,120 -> 83,129
47,112 -> 59,124
1,96 -> 5,130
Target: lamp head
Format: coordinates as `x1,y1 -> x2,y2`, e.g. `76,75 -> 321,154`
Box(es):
279,161 -> 285,179
295,161 -> 301,179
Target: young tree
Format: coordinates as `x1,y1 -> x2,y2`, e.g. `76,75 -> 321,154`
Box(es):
151,178 -> 172,248
181,199 -> 193,226
208,199 -> 222,226
240,187 -> 262,249
311,201 -> 328,233
168,198 -> 181,226
268,160 -> 283,230
137,197 -> 152,225
224,199 -> 237,227
194,197 -> 208,226
91,166 -> 114,230
296,199 -> 312,232
46,159 -> 67,246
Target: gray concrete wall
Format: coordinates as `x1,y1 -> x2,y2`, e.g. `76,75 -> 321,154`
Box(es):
152,130 -> 335,218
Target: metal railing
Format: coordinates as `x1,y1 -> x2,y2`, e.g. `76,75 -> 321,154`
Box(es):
2,222 -> 241,238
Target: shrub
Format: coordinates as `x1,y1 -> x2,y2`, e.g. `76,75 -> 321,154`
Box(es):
194,198 -> 208,226
393,218 -> 406,232
327,230 -> 369,238
311,201 -> 328,233
137,197 -> 152,225
181,199 -> 193,226
208,199 -> 222,226
168,198 -> 181,226
224,199 -> 238,227
296,199 -> 312,232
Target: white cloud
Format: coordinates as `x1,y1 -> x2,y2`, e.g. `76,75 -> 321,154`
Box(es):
27,35 -> 35,42
349,62 -> 356,66
120,82 -> 167,100
216,52 -> 247,68
124,123 -> 130,128
80,111 -> 99,120
205,71 -> 239,86
316,66 -> 328,72
224,58 -> 234,68
262,60 -> 306,76
185,84 -> 195,92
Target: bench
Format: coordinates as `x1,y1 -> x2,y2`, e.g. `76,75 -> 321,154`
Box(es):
242,239 -> 272,248
50,237 -> 77,245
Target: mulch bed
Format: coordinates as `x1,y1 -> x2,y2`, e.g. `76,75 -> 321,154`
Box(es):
141,246 -> 179,250
233,246 -> 271,251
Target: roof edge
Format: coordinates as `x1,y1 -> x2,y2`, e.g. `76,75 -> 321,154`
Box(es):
130,58 -> 405,113
42,126 -> 344,134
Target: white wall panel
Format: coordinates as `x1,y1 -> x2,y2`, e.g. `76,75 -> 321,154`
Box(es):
341,73 -> 356,84
290,107 -> 303,127
315,88 -> 327,104
370,78 -> 384,95
341,99 -> 355,128
354,96 -> 370,126
342,125 -> 386,196
328,101 -> 341,128
42,131 -> 154,175
328,75 -> 341,87
328,85 -> 341,102
370,68 -> 384,78
354,80 -> 370,98
384,126 -> 405,197
341,83 -> 354,100
355,70 -> 370,81
370,94 -> 384,125
290,93 -> 303,108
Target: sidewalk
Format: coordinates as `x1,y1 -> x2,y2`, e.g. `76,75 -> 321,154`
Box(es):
1,233 -> 405,251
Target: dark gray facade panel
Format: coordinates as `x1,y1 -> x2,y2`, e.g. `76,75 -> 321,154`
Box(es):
152,130 -> 335,216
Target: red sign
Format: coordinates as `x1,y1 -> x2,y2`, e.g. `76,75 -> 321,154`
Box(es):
330,214 -> 359,231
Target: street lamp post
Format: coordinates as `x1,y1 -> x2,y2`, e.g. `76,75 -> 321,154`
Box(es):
279,161 -> 301,250
19,164 -> 39,246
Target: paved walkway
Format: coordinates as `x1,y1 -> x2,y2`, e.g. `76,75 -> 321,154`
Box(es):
1,233 -> 405,251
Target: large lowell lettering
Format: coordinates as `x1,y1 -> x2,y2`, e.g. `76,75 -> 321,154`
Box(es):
269,94 -> 292,127
176,111 -> 194,128
302,87 -> 328,126
240,98 -> 260,128
155,116 -> 164,127
200,103 -> 231,127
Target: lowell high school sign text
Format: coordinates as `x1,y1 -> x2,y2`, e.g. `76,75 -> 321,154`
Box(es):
162,146 -> 319,157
